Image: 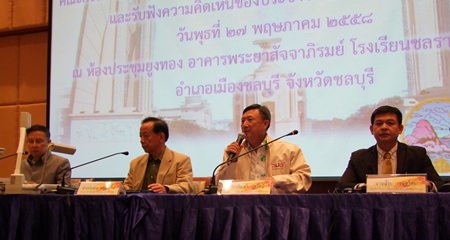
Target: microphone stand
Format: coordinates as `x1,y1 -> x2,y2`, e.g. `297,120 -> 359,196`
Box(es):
206,161 -> 231,194
0,152 -> 27,161
56,151 -> 129,194
204,130 -> 298,194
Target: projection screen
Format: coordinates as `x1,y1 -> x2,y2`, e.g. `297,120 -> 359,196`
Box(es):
49,0 -> 450,179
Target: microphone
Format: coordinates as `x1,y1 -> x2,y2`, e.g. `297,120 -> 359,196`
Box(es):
0,151 -> 29,161
48,143 -> 77,155
56,151 -> 129,194
204,130 -> 299,194
231,130 -> 298,162
227,133 -> 245,162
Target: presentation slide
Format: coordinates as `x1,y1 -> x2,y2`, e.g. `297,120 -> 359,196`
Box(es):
50,0 -> 450,178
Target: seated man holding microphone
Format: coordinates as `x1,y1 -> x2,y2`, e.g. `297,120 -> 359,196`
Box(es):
216,104 -> 312,193
336,105 -> 443,192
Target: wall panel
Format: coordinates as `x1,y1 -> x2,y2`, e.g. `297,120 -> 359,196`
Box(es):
0,0 -> 49,177
12,0 -> 48,29
18,32 -> 48,104
0,0 -> 12,31
0,106 -> 20,176
0,35 -> 19,105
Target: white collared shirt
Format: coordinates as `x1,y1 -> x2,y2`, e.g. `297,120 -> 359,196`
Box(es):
248,141 -> 267,180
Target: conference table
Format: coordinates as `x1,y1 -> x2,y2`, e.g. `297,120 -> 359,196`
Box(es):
1,193 -> 449,240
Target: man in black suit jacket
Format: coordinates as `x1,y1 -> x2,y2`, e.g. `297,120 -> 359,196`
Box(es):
336,105 -> 443,191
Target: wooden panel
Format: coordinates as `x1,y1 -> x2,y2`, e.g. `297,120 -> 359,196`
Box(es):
0,106 -> 20,177
0,104 -> 47,178
0,0 -> 12,31
0,0 -> 50,178
18,32 -> 48,104
12,0 -> 48,29
20,103 -> 47,126
0,35 -> 19,105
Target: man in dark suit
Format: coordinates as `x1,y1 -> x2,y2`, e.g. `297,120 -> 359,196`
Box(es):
336,105 -> 443,191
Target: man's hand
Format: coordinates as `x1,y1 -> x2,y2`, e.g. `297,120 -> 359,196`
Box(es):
225,142 -> 242,159
148,183 -> 167,193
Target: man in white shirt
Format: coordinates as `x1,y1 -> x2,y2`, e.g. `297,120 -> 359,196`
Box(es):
217,104 -> 312,193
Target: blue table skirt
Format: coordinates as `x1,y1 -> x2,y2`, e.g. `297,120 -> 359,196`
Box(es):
1,193 -> 449,240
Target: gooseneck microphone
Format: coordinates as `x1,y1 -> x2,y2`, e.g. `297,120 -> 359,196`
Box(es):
0,151 -> 28,161
56,151 -> 129,194
205,133 -> 244,194
228,130 -> 298,162
204,130 -> 298,194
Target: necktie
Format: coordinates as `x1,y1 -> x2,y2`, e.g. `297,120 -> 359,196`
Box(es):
381,152 -> 392,174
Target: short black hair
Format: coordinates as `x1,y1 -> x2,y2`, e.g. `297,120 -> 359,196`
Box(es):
26,124 -> 50,139
243,104 -> 271,129
370,105 -> 403,125
141,117 -> 169,142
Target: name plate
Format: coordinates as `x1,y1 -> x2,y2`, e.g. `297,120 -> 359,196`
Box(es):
366,174 -> 427,193
76,181 -> 125,195
218,179 -> 271,195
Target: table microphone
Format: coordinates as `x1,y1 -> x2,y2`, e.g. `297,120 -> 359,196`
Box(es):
56,151 -> 129,194
204,130 -> 299,194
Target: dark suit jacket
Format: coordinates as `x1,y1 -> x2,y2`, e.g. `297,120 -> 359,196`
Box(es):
336,142 -> 443,190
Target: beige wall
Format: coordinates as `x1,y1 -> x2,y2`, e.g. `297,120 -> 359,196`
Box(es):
0,0 -> 48,177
